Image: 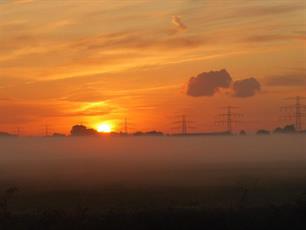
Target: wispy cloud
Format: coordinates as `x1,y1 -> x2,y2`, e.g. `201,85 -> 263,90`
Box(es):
245,33 -> 306,43
10,0 -> 33,4
264,74 -> 306,87
172,16 -> 187,32
233,3 -> 304,18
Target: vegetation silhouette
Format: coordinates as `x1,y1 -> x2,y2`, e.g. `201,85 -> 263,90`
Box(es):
256,129 -> 270,135
70,125 -> 98,136
1,185 -> 306,229
133,130 -> 164,136
52,133 -> 66,137
239,130 -> 247,136
0,132 -> 16,137
273,124 -> 296,134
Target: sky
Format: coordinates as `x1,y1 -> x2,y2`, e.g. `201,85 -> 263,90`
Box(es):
0,0 -> 305,135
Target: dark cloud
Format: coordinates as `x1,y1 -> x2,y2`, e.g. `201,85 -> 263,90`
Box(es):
232,78 -> 261,97
264,74 -> 306,87
186,69 -> 232,97
186,69 -> 261,98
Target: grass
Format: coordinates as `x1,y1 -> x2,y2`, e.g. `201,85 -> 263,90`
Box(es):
1,183 -> 306,229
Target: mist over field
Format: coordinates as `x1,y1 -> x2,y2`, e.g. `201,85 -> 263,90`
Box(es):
0,135 -> 305,191
1,135 -> 306,230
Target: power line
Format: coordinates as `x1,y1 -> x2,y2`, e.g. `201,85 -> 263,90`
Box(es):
45,124 -> 49,136
182,115 -> 187,135
172,115 -> 195,135
16,127 -> 22,136
124,117 -> 128,134
121,117 -> 134,134
281,96 -> 306,131
215,106 -> 243,133
44,124 -> 53,136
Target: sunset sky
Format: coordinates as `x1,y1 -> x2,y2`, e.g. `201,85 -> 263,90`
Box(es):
0,0 -> 305,135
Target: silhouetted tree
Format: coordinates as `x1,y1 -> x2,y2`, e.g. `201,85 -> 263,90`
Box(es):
273,127 -> 283,134
283,124 -> 296,133
133,130 -> 163,136
273,124 -> 296,134
256,129 -> 270,135
52,133 -> 66,137
239,130 -> 247,135
70,125 -> 98,136
0,132 -> 16,137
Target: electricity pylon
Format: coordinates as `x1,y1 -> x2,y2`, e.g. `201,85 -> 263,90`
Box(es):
16,127 -> 22,136
124,117 -> 128,134
44,124 -> 50,136
121,117 -> 133,134
172,115 -> 195,135
281,96 -> 306,131
215,106 -> 243,133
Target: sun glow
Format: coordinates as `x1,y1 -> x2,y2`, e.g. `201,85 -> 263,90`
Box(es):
97,123 -> 112,133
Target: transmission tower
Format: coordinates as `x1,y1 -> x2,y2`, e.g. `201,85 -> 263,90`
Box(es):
44,124 -> 50,136
281,96 -> 306,131
172,115 -> 195,135
124,117 -> 128,134
181,115 -> 187,134
43,124 -> 54,136
16,127 -> 22,136
215,106 -> 243,133
121,117 -> 133,134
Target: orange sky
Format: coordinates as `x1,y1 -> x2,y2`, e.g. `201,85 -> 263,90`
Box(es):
0,0 -> 305,135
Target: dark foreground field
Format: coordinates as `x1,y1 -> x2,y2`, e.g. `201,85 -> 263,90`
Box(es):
0,135 -> 305,229
1,185 -> 306,230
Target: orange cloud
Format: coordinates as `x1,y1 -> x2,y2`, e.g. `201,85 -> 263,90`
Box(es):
172,16 -> 187,32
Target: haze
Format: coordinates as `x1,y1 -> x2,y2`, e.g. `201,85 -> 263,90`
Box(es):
1,135 -> 305,191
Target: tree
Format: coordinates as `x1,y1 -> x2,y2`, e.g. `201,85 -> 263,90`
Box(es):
256,129 -> 270,135
70,125 -> 98,136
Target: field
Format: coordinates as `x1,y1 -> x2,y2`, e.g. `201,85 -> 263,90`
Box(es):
0,135 -> 306,229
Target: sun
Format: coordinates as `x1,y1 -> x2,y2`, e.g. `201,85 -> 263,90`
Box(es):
97,123 -> 112,133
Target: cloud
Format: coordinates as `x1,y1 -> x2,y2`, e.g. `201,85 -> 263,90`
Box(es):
245,34 -> 290,43
0,99 -> 113,124
185,69 -> 261,98
0,97 -> 11,101
11,0 -> 33,4
186,69 -> 232,96
234,3 -> 303,18
0,101 -> 60,124
0,27 -> 206,81
172,16 -> 187,32
232,77 -> 261,97
245,33 -> 306,43
264,74 -> 306,87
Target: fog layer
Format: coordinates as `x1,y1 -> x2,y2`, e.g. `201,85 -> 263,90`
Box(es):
0,136 -> 305,190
